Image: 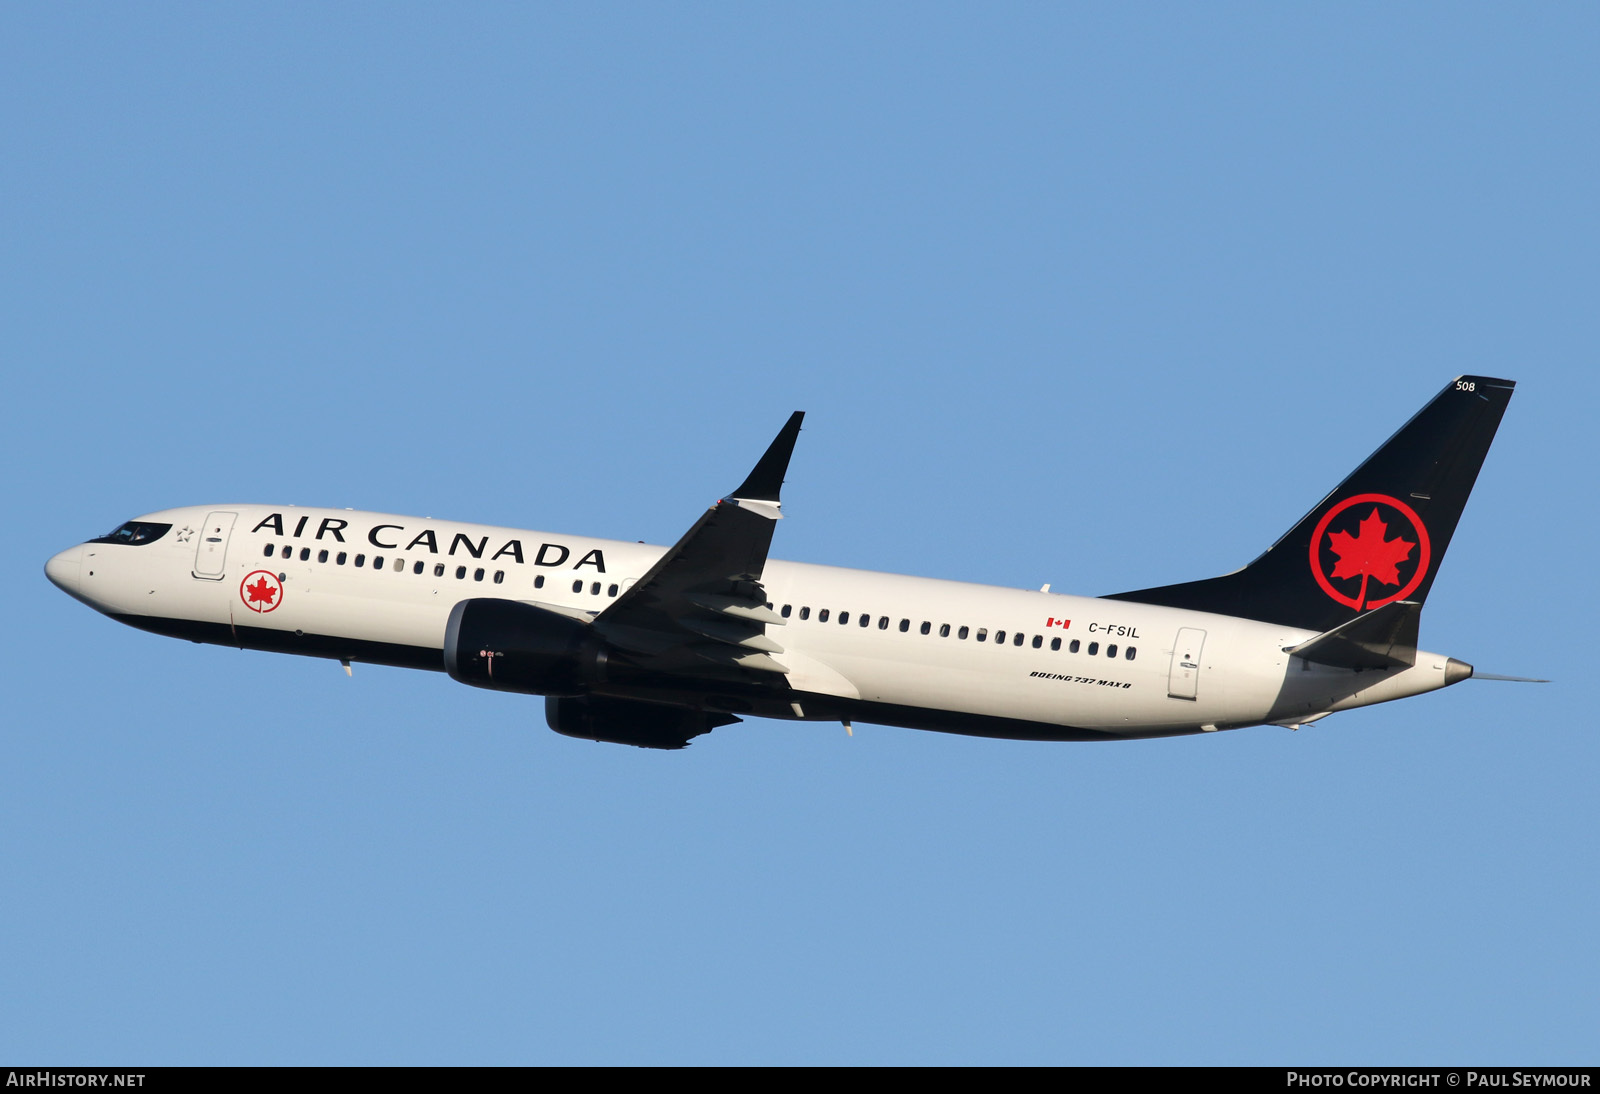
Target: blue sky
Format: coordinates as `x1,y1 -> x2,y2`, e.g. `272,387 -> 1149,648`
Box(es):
4,3 -> 1596,1064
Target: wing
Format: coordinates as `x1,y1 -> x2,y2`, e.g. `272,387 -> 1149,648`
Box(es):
591,413 -> 804,681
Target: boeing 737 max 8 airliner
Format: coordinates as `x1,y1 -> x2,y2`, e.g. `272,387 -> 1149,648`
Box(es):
47,377 -> 1517,748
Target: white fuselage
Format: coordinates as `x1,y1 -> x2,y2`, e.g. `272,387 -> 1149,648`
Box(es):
46,504 -> 1461,741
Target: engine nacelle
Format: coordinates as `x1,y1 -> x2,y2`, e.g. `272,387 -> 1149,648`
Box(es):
444,598 -> 606,697
546,694 -> 739,750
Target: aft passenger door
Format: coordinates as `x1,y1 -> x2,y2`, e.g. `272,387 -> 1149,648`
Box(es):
1167,627 -> 1206,700
192,511 -> 237,579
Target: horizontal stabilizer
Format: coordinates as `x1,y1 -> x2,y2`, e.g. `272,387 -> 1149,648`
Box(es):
1283,600 -> 1420,670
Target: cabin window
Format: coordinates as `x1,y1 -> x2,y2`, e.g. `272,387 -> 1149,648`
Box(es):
608,584 -> 618,597
976,628 -> 987,642
318,549 -> 329,563
1125,647 -> 1137,661
1050,637 -> 1061,651
860,614 -> 871,628
1013,632 -> 1025,647
878,616 -> 889,630
591,582 -> 601,595
799,607 -> 810,620
958,626 -> 969,639
1107,644 -> 1117,658
474,568 -> 485,581
355,554 -> 366,567
433,563 -> 445,577
534,574 -> 544,589
372,556 -> 383,569
1032,634 -> 1042,648
994,630 -> 1005,644
573,580 -> 583,593
458,566 -> 468,580
1070,639 -> 1080,653
281,546 -> 291,560
939,624 -> 950,637
393,558 -> 403,572
919,621 -> 930,635
263,545 -> 274,558
818,609 -> 830,623
899,619 -> 910,632
414,561 -> 425,575
781,604 -> 792,618
839,611 -> 849,625
494,571 -> 505,584
337,552 -> 347,566
1088,642 -> 1099,656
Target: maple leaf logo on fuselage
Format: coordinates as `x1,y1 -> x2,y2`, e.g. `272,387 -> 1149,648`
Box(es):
246,576 -> 278,608
239,570 -> 284,614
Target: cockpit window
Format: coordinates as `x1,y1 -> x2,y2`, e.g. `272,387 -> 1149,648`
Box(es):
89,521 -> 172,546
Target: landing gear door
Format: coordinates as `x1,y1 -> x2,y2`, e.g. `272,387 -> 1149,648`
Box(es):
193,511 -> 237,579
1168,627 -> 1206,700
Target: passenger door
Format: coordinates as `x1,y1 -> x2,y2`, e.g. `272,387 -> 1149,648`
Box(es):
192,511 -> 237,579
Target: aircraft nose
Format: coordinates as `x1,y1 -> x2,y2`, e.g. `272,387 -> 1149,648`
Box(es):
45,544 -> 83,595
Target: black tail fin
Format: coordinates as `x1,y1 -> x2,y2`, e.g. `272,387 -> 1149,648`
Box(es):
1105,376 -> 1515,632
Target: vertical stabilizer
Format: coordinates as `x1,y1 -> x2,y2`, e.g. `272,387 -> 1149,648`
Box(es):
1105,376 -> 1514,632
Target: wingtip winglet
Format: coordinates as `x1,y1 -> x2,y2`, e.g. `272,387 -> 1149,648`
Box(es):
729,411 -> 805,504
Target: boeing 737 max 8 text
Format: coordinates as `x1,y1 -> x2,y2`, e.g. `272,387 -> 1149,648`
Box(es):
47,377 -> 1518,748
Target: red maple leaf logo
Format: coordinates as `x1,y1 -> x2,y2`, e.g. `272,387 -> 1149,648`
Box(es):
245,575 -> 278,608
1325,507 -> 1414,611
